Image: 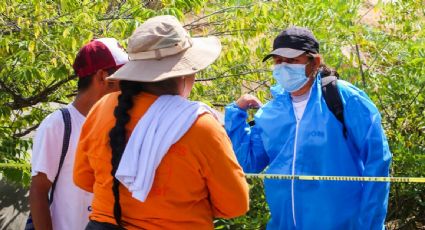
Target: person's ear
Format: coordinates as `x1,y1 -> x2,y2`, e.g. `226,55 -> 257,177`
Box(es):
306,54 -> 321,78
313,55 -> 321,70
93,69 -> 108,85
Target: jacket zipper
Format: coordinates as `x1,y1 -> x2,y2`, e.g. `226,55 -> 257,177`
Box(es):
291,117 -> 300,227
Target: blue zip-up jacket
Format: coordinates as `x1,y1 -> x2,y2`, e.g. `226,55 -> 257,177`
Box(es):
225,76 -> 391,230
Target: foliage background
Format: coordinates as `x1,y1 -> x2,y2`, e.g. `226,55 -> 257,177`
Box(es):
1,0 -> 424,229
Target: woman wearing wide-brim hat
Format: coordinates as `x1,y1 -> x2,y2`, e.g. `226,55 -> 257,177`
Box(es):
73,15 -> 249,230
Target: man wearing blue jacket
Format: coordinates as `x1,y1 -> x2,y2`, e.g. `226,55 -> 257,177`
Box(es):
224,27 -> 392,230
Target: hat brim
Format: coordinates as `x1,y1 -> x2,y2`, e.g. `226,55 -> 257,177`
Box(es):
262,48 -> 305,62
107,37 -> 221,82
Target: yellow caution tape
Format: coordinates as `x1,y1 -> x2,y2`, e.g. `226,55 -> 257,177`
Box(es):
1,164 -> 424,183
245,173 -> 425,183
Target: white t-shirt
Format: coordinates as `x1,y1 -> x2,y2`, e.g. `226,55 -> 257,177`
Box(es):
292,99 -> 308,122
291,90 -> 312,122
31,104 -> 93,230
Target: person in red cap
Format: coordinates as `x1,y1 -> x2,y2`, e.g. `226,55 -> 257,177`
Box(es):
29,38 -> 128,230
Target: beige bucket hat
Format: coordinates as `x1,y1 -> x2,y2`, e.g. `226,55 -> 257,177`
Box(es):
107,15 -> 222,82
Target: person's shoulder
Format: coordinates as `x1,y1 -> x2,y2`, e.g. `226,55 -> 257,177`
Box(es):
185,112 -> 229,143
337,80 -> 379,113
258,85 -> 291,116
88,92 -> 120,116
192,112 -> 223,131
337,80 -> 367,98
32,108 -> 66,149
184,112 -> 231,156
337,79 -> 357,93
38,108 -> 65,131
269,84 -> 288,101
97,92 -> 120,107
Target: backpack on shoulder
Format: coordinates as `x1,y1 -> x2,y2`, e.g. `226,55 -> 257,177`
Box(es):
320,70 -> 347,138
25,108 -> 72,230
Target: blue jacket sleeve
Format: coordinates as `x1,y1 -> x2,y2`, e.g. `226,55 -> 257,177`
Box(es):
344,94 -> 392,230
224,103 -> 269,173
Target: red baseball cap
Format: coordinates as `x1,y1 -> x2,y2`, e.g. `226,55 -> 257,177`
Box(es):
73,38 -> 129,78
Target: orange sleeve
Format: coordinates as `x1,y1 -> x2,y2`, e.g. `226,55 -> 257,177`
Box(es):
73,133 -> 94,192
73,104 -> 100,193
197,114 -> 250,218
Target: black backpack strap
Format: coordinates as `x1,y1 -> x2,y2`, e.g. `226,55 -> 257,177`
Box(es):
321,75 -> 347,138
49,108 -> 72,205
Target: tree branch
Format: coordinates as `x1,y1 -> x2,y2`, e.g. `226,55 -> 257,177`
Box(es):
6,75 -> 77,110
400,81 -> 425,129
355,2 -> 377,24
184,19 -> 226,31
0,79 -> 25,105
206,28 -> 258,37
353,34 -> 366,88
184,5 -> 252,28
365,41 -> 391,73
0,58 -> 26,104
375,90 -> 393,123
1,2 -> 95,36
196,69 -> 269,82
40,2 -> 96,24
104,1 -> 134,32
0,13 -> 22,35
245,80 -> 270,94
13,124 -> 40,138
211,103 -> 227,107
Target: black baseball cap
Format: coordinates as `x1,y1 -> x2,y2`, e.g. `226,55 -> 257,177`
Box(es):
262,26 -> 319,62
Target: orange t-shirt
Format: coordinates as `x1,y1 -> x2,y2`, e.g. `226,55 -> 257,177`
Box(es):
74,92 -> 249,229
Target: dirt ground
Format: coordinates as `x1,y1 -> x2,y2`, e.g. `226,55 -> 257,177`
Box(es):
0,178 -> 29,230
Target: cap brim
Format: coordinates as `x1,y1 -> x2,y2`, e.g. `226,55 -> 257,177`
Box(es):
107,37 -> 221,82
262,48 -> 305,62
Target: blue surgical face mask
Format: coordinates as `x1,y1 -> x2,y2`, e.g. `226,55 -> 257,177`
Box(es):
273,63 -> 309,92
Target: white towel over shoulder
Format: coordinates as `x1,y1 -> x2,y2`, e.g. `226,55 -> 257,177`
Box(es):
115,95 -> 216,202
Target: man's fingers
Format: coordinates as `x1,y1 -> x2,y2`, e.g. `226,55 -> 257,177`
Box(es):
236,94 -> 263,110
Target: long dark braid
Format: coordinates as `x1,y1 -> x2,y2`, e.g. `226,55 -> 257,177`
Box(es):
108,78 -> 180,227
109,80 -> 144,227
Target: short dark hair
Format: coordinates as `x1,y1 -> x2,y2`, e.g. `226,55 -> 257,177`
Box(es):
76,67 -> 119,92
77,75 -> 94,92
